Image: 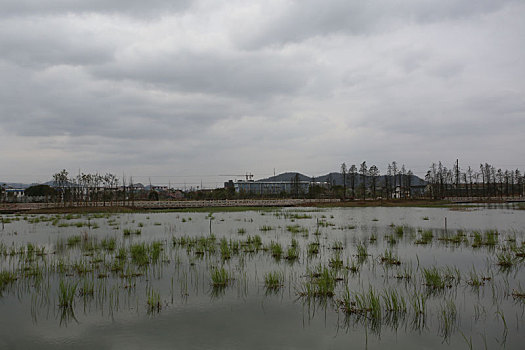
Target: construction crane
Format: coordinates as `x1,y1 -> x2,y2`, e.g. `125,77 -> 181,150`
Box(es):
218,173 -> 254,181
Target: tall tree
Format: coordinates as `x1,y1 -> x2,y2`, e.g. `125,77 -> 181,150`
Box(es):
369,165 -> 379,199
349,164 -> 357,199
359,161 -> 368,200
340,163 -> 347,200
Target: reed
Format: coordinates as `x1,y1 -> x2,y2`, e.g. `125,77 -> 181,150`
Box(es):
210,267 -> 230,286
264,271 -> 284,290
147,289 -> 161,313
496,251 -> 514,268
307,242 -> 319,257
58,280 -> 77,308
380,249 -> 401,265
270,241 -> 283,260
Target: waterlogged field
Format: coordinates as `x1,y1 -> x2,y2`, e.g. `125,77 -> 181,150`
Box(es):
0,206 -> 524,349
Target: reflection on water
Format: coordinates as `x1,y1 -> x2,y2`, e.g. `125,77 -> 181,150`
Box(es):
0,206 -> 524,349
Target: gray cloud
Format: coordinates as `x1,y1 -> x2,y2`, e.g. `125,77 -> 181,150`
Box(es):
234,0 -> 517,48
0,0 -> 191,18
0,0 -> 524,184
89,50 -> 312,99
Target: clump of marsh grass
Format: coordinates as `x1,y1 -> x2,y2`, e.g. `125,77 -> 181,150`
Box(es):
286,225 -> 308,235
512,286 -> 525,300
379,249 -> 401,266
123,228 -> 141,236
210,267 -> 230,287
329,251 -> 344,269
340,286 -> 382,323
270,241 -> 283,260
496,250 -> 514,268
307,242 -> 319,257
467,268 -> 490,287
220,238 -> 231,260
79,278 -> 94,297
101,237 -> 116,251
58,280 -> 78,308
67,235 -> 82,246
382,288 -> 407,319
394,226 -> 404,236
438,231 -> 466,245
415,230 -> 434,245
347,258 -> 360,274
356,242 -> 368,260
264,271 -> 284,291
130,243 -> 149,266
299,265 -> 336,298
422,267 -> 449,290
0,271 -> 17,292
147,289 -> 161,313
285,245 -> 299,262
512,244 -> 525,258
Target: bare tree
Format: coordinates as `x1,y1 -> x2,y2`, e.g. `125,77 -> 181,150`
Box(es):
369,165 -> 379,199
359,161 -> 367,200
349,164 -> 357,199
340,163 -> 347,200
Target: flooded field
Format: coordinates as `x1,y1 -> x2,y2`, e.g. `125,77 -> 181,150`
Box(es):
1,206 -> 524,349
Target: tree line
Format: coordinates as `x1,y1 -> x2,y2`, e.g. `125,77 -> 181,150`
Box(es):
339,161 -> 416,200
52,170 -> 135,206
425,161 -> 524,199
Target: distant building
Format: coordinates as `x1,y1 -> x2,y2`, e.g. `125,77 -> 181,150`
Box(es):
3,188 -> 25,202
233,180 -> 311,195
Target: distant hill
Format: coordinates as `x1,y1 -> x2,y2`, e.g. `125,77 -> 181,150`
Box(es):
0,182 -> 38,189
257,172 -> 312,182
257,172 -> 426,187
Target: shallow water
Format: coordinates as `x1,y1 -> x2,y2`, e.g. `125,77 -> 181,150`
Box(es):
0,206 -> 524,349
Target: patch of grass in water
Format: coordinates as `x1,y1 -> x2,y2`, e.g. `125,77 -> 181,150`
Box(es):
380,249 -> 401,265
58,279 -> 78,308
130,243 -> 149,266
123,228 -> 141,236
415,230 -> 434,245
147,289 -> 161,313
264,271 -> 284,291
286,224 -> 308,235
496,250 -> 514,268
299,265 -> 336,298
269,241 -> 283,260
307,242 -> 319,257
210,267 -> 230,287
0,271 -> 17,292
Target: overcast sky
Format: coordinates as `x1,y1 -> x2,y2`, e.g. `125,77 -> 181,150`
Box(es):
1,0 -> 524,187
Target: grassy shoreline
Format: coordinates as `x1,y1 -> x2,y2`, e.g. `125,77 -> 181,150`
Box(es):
0,198 -> 519,214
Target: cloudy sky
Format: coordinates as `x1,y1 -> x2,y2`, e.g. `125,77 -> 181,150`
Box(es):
1,0 -> 524,187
